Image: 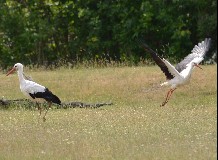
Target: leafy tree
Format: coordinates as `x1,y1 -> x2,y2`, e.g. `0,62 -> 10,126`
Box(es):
0,0 -> 216,68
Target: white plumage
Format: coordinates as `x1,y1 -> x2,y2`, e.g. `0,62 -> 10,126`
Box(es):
138,38 -> 211,106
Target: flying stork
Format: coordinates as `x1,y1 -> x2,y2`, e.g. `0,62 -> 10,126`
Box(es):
137,38 -> 211,106
6,63 -> 61,121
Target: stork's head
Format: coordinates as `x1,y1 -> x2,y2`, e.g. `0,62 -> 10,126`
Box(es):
189,57 -> 203,70
6,63 -> 24,76
193,62 -> 203,70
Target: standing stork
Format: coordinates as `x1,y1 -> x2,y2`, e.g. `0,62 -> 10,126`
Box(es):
6,63 -> 61,121
137,38 -> 211,106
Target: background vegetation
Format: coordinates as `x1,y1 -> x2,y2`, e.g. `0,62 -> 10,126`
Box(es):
0,0 -> 217,68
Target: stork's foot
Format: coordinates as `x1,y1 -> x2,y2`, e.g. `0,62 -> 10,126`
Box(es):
43,117 -> 46,122
160,101 -> 167,107
37,104 -> 42,116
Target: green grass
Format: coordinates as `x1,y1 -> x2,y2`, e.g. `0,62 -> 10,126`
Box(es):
0,65 -> 217,160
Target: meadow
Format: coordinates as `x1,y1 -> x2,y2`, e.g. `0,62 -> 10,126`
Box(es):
0,64 -> 217,160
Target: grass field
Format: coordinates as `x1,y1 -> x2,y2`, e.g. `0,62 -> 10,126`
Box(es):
0,65 -> 217,160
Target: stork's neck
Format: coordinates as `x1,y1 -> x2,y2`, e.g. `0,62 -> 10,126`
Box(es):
17,69 -> 26,85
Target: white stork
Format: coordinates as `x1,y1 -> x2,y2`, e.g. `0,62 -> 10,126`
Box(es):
137,38 -> 211,106
6,63 -> 61,121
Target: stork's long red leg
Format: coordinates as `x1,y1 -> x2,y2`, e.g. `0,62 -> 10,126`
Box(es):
161,89 -> 172,106
36,103 -> 42,116
167,88 -> 176,102
161,88 -> 176,107
43,102 -> 52,122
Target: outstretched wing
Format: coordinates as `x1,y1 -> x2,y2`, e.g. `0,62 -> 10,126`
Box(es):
137,39 -> 174,80
175,38 -> 211,72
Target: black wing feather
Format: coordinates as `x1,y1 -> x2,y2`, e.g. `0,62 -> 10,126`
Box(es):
29,88 -> 61,105
137,39 -> 174,80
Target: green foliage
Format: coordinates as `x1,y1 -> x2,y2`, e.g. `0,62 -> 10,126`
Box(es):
0,0 -> 217,68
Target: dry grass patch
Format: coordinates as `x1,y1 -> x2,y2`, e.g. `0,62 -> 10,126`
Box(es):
0,65 -> 217,160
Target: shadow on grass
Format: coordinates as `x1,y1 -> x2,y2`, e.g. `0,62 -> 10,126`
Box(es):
0,98 -> 113,110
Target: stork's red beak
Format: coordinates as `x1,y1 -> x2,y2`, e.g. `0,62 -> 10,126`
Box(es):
6,67 -> 16,76
194,63 -> 203,70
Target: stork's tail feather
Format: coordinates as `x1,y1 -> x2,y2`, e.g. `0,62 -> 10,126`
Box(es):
160,81 -> 169,86
44,88 -> 61,105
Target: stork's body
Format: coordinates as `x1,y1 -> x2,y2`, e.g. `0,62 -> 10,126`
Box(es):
7,63 -> 61,121
138,38 -> 211,106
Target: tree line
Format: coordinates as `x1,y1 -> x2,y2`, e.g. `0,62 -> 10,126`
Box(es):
0,0 -> 217,69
